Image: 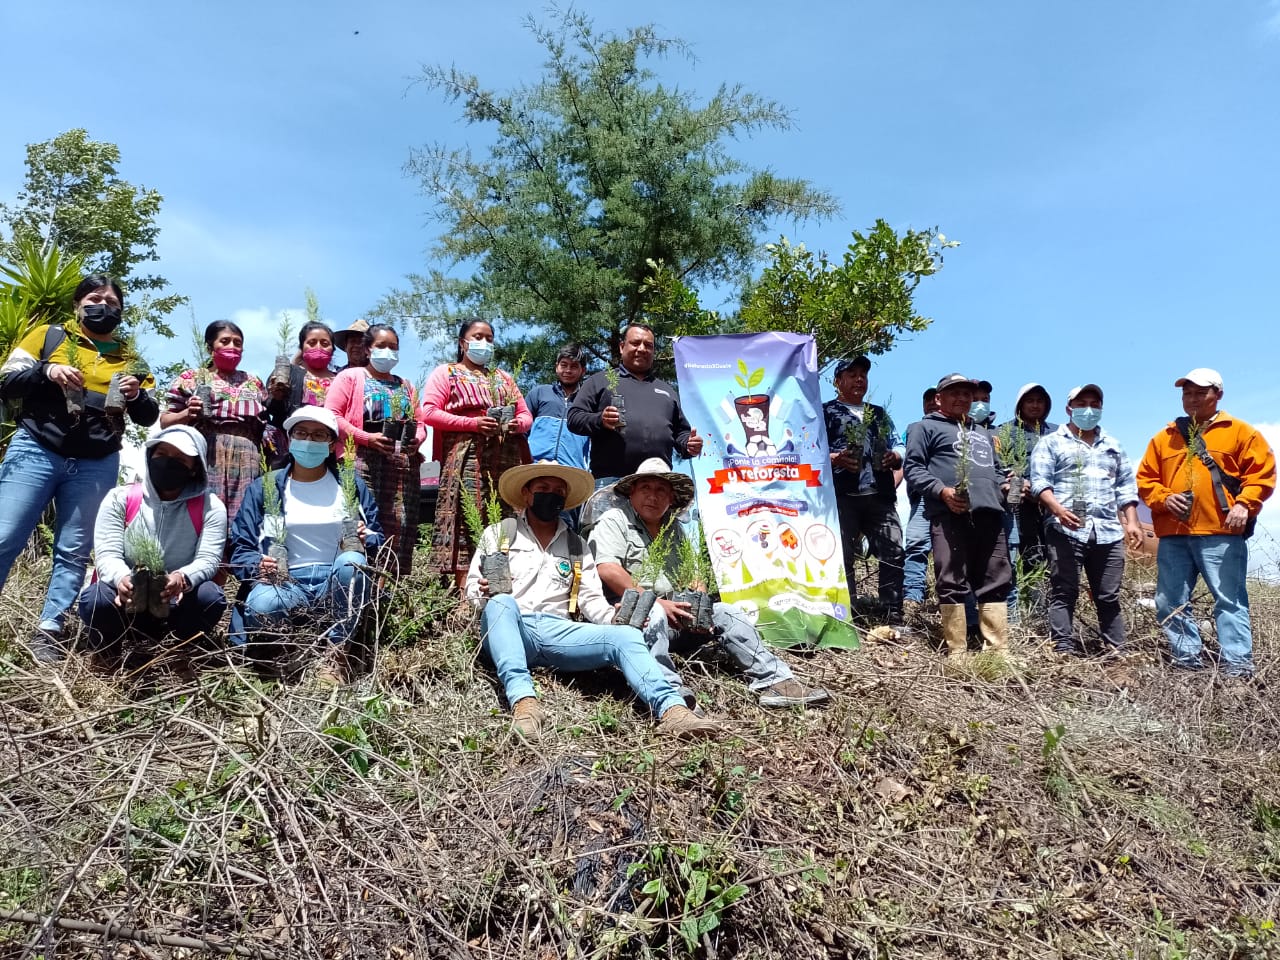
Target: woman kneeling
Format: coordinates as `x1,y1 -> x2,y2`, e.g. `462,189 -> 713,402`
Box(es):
229,407 -> 383,682
78,426 -> 228,670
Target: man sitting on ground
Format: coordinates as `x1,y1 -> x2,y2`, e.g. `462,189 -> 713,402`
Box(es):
467,460 -> 719,740
588,458 -> 830,708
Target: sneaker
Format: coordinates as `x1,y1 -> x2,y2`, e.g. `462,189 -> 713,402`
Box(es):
757,678 -> 830,708
511,697 -> 548,740
28,628 -> 64,664
657,704 -> 720,740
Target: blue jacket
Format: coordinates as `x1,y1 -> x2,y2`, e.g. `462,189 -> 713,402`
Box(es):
525,382 -> 590,469
228,466 -> 384,581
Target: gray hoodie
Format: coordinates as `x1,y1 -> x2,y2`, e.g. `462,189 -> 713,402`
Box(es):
91,425 -> 228,588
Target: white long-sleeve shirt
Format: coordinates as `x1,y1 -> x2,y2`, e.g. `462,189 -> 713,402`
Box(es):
465,514 -> 614,624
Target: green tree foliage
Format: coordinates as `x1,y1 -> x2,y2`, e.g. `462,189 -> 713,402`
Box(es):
0,129 -> 185,337
383,9 -> 836,378
0,241 -> 86,449
740,220 -> 959,365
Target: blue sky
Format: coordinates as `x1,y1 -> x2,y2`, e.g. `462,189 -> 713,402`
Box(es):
2,1 -> 1279,476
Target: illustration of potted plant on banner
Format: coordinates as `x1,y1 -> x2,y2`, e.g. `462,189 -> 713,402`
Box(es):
733,360 -> 772,457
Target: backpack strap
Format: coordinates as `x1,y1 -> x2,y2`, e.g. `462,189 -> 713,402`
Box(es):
39,325 -> 69,363
499,517 -> 517,555
565,529 -> 587,620
124,480 -> 204,536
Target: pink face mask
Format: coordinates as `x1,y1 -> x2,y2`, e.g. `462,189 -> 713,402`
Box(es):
302,347 -> 333,369
212,348 -> 242,372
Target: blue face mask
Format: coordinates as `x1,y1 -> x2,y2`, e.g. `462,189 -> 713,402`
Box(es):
969,401 -> 990,423
1070,406 -> 1103,431
291,438 -> 331,468
465,340 -> 495,365
370,347 -> 398,373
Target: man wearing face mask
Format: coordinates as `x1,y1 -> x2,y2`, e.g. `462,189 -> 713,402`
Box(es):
1030,385 -> 1143,656
467,461 -> 720,741
77,425 -> 228,669
1137,369 -> 1275,678
0,274 -> 159,662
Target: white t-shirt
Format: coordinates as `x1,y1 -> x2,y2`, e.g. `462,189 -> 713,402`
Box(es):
283,473 -> 344,569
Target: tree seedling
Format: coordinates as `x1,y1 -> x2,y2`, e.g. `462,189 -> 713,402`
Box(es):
605,365 -> 626,436
261,454 -> 289,579
124,520 -> 169,619
339,436 -> 365,555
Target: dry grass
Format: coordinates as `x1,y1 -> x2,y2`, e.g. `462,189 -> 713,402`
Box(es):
1,542 -> 1279,959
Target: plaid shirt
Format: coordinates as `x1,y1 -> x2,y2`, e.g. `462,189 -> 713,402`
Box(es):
1030,424 -> 1138,544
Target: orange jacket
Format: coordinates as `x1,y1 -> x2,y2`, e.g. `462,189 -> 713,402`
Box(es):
1137,412 -> 1275,537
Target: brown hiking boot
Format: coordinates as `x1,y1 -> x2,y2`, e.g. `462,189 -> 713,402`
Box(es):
511,697 -> 548,740
758,678 -> 830,708
314,650 -> 349,687
657,704 -> 721,740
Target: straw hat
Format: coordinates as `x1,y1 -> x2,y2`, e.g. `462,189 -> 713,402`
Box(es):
613,458 -> 695,510
497,460 -> 595,510
333,318 -> 371,352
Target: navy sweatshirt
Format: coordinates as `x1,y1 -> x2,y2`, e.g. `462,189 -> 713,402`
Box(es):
904,412 -> 1006,518
567,367 -> 693,478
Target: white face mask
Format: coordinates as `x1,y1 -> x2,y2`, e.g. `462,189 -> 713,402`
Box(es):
465,340 -> 495,365
370,347 -> 399,373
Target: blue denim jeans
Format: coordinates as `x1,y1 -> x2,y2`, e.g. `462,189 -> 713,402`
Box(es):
0,429 -> 120,631
903,496 -> 931,603
242,552 -> 372,645
479,594 -> 684,717
643,600 -> 791,697
1155,535 -> 1252,674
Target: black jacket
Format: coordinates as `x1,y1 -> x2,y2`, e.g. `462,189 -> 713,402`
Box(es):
567,367 -> 693,478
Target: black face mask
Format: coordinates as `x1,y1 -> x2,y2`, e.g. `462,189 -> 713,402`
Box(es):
529,491 -> 566,522
148,455 -> 193,492
81,302 -> 123,335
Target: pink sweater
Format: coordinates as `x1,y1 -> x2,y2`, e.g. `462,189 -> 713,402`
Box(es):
418,363 -> 532,435
324,368 -> 426,448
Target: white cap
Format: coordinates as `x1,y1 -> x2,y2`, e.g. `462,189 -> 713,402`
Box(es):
1067,383 -> 1104,404
1174,368 -> 1223,390
282,405 -> 339,437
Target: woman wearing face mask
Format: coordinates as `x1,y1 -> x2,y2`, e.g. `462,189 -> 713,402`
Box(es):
77,425 -> 228,671
264,321 -> 339,467
420,318 -> 532,589
0,275 -> 159,663
161,320 -> 270,525
325,324 -> 425,574
228,406 -> 384,683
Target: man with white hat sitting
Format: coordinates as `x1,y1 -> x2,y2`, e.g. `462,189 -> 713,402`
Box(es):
588,458 -> 830,708
467,460 -> 720,740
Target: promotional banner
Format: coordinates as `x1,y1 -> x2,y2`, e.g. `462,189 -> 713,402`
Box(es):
674,333 -> 859,649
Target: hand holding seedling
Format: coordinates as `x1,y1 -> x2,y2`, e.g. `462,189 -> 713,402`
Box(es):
602,406 -> 622,430
46,364 -> 84,390
161,572 -> 188,600
476,415 -> 502,437
658,597 -> 695,626
1165,492 -> 1192,522
117,375 -> 142,400
940,487 -> 969,514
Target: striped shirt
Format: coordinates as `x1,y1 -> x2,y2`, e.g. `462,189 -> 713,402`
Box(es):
1029,424 -> 1138,544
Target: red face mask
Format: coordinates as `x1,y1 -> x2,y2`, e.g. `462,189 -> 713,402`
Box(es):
303,347 -> 333,369
212,347 -> 242,372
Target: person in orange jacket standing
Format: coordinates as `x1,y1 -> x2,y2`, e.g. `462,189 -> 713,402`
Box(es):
1137,368 -> 1276,678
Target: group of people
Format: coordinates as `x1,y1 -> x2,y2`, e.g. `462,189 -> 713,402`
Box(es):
824,356 -> 1275,679
0,280 -> 1272,728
